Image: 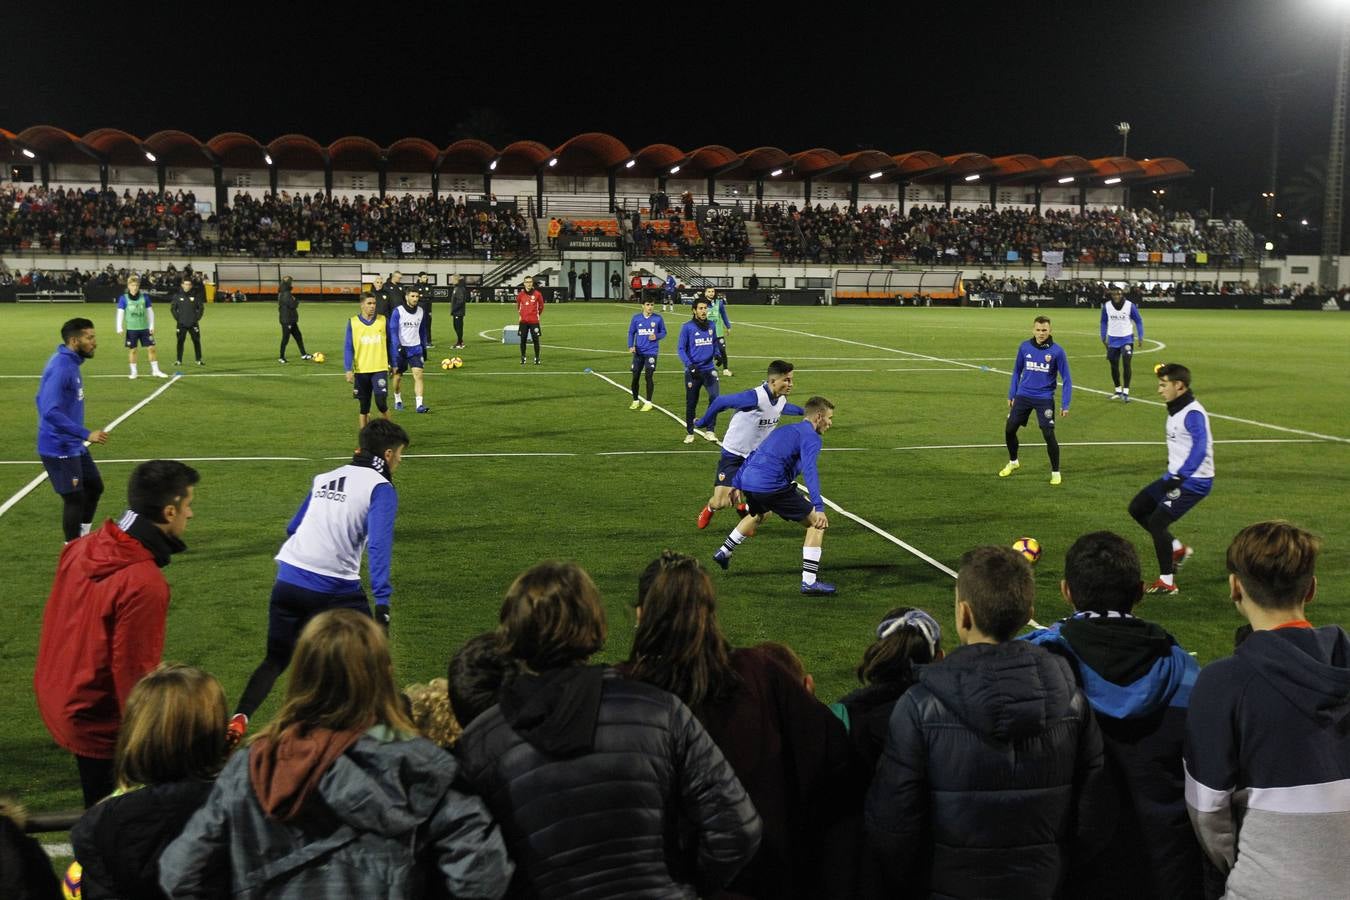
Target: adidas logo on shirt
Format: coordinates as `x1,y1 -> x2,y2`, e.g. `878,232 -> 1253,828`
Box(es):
315,476 -> 348,502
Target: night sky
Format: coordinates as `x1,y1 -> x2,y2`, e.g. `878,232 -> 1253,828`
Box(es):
7,0 -> 1345,223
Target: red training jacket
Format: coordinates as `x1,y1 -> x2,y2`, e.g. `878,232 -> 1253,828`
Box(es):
516,289 -> 544,324
34,521 -> 171,759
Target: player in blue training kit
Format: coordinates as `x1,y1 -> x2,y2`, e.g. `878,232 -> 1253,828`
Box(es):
37,318 -> 111,541
677,297 -> 721,443
1129,363 -> 1213,595
694,359 -> 803,529
1101,286 -> 1145,401
389,288 -> 431,413
1001,315 -> 1072,485
627,298 -> 667,410
228,419 -> 410,745
713,396 -> 836,595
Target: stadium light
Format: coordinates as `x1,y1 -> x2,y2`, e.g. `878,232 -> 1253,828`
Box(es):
1057,176 -> 1075,184
625,159 -> 636,168
963,174 -> 980,182
264,154 -> 273,166
1104,177 -> 1122,185
769,168 -> 783,177
1265,241 -> 1275,250
489,158 -> 498,171
670,165 -> 681,174
548,158 -> 558,167
21,148 -> 35,159
869,171 -> 884,179
144,151 -> 156,162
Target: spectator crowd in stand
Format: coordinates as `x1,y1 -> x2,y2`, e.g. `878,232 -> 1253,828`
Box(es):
2,186 -> 204,253
215,192 -> 531,258
757,201 -> 1244,266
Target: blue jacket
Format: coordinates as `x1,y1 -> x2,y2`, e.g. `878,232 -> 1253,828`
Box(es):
36,345 -> 91,456
1024,612 -> 1208,898
733,421 -> 824,511
678,319 -> 718,371
628,312 -> 667,356
1009,337 -> 1072,407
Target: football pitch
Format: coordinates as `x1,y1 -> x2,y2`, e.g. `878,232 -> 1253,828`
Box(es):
2,299 -> 1348,813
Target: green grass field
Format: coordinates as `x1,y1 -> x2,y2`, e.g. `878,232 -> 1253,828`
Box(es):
3,298 -> 1348,819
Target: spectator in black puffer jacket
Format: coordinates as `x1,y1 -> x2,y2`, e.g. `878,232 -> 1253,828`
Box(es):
865,545 -> 1114,899
455,560 -> 762,900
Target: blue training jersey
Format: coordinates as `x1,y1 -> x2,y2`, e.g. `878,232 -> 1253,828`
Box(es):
628,312 -> 667,356
1009,338 -> 1072,407
733,420 -> 825,511
677,319 -> 718,371
36,345 -> 91,456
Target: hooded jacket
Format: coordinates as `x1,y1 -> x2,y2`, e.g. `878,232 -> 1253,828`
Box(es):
865,640 -> 1112,899
1184,624 -> 1350,900
158,730 -> 512,900
1025,613 -> 1207,898
34,514 -> 182,759
71,779 -> 213,900
455,666 -> 762,900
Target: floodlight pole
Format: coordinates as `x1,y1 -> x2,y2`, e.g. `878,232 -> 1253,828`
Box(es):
1321,15 -> 1350,292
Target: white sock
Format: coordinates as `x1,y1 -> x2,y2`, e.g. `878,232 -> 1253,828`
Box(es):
1052,471 -> 1061,477
394,393 -> 403,405
415,395 -> 423,407
1160,573 -> 1175,586
80,522 -> 92,536
802,546 -> 823,584
1172,539 -> 1183,552
1122,387 -> 1130,395
151,361 -> 163,373
719,527 -> 748,556
129,363 -> 138,377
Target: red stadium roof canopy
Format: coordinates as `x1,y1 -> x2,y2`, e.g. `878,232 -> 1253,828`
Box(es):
1,125 -> 1193,187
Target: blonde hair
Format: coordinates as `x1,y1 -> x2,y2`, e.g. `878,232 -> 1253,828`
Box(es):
404,678 -> 462,748
114,664 -> 228,790
254,610 -> 415,742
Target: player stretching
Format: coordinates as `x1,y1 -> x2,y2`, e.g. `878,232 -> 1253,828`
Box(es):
114,275 -> 168,379
1101,286 -> 1144,401
344,292 -> 395,430
229,419 -> 410,745
694,359 -> 803,529
712,396 -> 836,595
517,276 -> 544,365
627,298 -> 667,410
1000,315 -> 1071,485
389,288 -> 431,413
677,298 -> 721,444
1129,363 -> 1213,595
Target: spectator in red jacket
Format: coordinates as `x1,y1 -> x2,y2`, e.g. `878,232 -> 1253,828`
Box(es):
34,460 -> 200,807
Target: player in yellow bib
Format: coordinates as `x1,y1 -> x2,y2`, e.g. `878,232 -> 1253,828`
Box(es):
343,293 -> 395,429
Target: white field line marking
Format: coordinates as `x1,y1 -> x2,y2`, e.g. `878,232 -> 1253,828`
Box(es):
0,439 -> 1325,469
586,369 -> 719,440
0,375 -> 181,519
587,368 -> 959,581
741,321 -> 1350,444
43,842 -> 72,858
891,439 -> 1328,451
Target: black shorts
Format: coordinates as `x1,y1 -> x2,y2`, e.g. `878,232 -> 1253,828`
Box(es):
267,580 -> 370,658
395,347 -> 425,373
353,371 -> 389,410
1105,343 -> 1134,363
41,451 -> 100,496
518,322 -> 541,340
1008,396 -> 1056,432
1138,477 -> 1209,521
743,486 -> 815,522
631,353 -> 658,375
714,451 -> 746,488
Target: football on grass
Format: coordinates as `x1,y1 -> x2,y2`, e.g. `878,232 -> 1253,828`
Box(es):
312,351 -> 325,363
1013,537 -> 1041,564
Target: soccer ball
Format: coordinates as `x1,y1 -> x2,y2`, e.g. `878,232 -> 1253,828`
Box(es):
62,861 -> 82,899
1013,537 -> 1042,565
442,357 -> 463,369
312,352 -> 326,364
